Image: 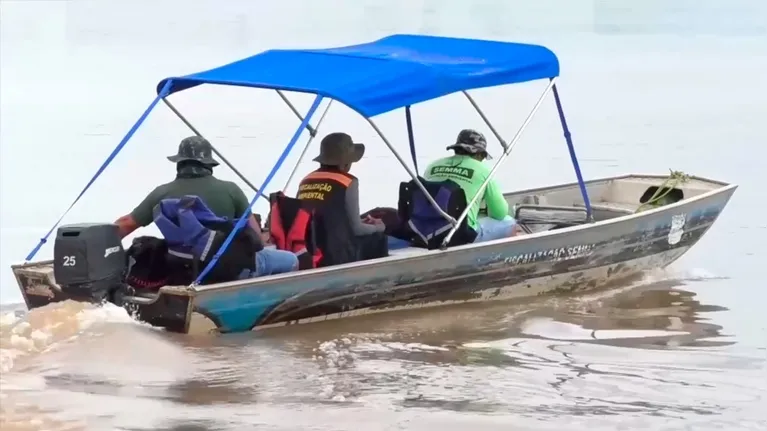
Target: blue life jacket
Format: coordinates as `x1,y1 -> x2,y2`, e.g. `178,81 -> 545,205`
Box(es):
398,178 -> 477,249
153,196 -> 228,262
408,185 -> 454,245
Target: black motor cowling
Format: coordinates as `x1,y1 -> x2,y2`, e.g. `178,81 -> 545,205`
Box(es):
53,223 -> 127,302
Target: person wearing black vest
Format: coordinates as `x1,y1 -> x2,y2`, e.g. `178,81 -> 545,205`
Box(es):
295,132 -> 388,266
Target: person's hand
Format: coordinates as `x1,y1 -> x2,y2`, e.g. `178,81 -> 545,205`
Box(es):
260,232 -> 272,244
362,215 -> 384,227
511,224 -> 524,237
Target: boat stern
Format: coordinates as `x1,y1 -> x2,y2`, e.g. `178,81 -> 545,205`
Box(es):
120,286 -> 196,334
11,260 -> 196,334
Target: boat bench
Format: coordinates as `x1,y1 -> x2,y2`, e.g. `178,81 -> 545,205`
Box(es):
514,204 -> 589,234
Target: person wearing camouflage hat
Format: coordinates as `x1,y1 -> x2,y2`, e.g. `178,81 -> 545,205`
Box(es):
445,129 -> 493,160
113,136 -> 299,277
422,128 -> 520,242
166,136 -> 221,167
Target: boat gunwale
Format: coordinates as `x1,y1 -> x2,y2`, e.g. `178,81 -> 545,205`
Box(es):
184,177 -> 738,295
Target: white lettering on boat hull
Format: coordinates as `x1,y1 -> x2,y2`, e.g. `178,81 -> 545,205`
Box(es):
503,244 -> 596,266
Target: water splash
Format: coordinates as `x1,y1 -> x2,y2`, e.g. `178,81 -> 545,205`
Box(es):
0,301 -> 142,431
0,301 -> 136,374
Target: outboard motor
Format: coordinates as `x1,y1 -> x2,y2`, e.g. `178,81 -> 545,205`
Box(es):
53,223 -> 127,302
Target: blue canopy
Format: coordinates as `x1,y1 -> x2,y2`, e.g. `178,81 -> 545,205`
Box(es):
157,34 -> 559,118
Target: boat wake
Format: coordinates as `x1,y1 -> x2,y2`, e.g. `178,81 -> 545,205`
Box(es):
294,267 -> 764,430
0,301 -> 139,430
0,301 -> 139,374
0,264 -> 723,375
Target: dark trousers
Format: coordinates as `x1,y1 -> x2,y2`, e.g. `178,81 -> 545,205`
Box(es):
355,231 -> 389,261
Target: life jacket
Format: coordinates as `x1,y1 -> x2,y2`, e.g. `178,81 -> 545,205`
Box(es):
152,195 -> 259,284
125,236 -> 170,290
295,169 -> 358,267
268,192 -> 321,270
397,178 -> 477,249
153,196 -> 226,261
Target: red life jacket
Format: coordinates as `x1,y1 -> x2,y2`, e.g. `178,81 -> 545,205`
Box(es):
269,193 -> 323,270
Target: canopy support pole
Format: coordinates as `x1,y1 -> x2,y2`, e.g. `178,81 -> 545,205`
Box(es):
552,82 -> 593,221
365,118 -> 457,225
282,100 -> 334,192
462,91 -> 508,151
162,98 -> 266,201
405,106 -> 418,172
277,90 -> 317,137
23,80 -> 173,262
442,78 -> 557,247
193,95 -> 325,285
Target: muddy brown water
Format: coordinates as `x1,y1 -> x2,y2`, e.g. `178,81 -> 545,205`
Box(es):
1,270 -> 765,430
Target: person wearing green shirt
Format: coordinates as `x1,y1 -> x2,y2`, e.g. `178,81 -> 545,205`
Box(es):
422,129 -> 518,243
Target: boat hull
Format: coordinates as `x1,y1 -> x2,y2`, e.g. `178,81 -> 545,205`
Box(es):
11,175 -> 736,334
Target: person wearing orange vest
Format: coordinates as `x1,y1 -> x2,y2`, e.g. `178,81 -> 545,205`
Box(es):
292,132 -> 387,266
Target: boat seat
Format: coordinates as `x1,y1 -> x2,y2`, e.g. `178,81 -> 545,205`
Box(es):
515,204 -> 589,234
396,177 -> 477,249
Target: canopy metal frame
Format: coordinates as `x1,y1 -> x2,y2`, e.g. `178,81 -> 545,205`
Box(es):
22,77 -> 593,287
161,92 -> 333,201
365,77 -> 594,247
170,76 -> 592,284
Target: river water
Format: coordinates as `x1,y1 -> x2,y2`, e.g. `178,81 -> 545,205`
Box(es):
1,1 -> 766,430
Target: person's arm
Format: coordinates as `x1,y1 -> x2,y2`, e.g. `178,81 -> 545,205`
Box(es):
346,179 -> 384,235
483,177 -> 510,220
115,188 -> 160,239
114,214 -> 140,239
230,183 -> 266,248
247,214 -> 262,235
228,183 -> 258,231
